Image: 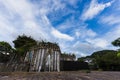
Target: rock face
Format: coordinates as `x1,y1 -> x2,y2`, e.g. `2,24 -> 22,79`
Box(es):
0,42 -> 61,72
25,42 -> 61,72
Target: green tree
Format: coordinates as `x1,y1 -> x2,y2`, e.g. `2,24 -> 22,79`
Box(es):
13,35 -> 37,57
112,37 -> 120,58
78,56 -> 91,62
117,52 -> 120,57
0,41 -> 12,52
0,41 -> 13,62
112,37 -> 120,47
91,50 -> 119,71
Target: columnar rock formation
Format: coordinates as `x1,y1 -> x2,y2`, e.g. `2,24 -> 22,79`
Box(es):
24,42 -> 61,72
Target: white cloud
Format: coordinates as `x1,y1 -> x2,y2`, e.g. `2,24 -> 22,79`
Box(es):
69,41 -> 102,57
86,29 -> 97,37
74,28 -> 97,39
0,0 -> 46,41
57,17 -> 97,39
72,25 -> 120,57
0,0 -> 35,21
103,26 -> 120,43
99,12 -> 120,49
81,0 -> 113,20
85,25 -> 120,50
86,38 -> 109,48
0,0 -> 73,47
100,15 -> 120,25
71,25 -> 120,57
38,0 -> 65,14
51,28 -> 74,41
75,31 -> 81,38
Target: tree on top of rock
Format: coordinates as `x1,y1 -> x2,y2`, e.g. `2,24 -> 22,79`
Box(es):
13,34 -> 37,56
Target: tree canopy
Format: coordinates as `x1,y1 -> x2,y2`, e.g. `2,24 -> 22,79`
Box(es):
112,37 -> 120,47
0,41 -> 12,52
112,37 -> 120,57
13,35 -> 37,56
0,41 -> 13,63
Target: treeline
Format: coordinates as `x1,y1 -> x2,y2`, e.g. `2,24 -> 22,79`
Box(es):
78,37 -> 120,71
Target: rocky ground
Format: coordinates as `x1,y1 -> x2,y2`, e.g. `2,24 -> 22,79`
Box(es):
0,71 -> 120,80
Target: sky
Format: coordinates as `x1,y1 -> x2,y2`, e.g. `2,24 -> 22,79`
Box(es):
0,0 -> 120,58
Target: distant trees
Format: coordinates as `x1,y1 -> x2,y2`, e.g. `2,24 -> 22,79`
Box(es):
78,56 -> 91,62
91,50 -> 120,70
78,50 -> 120,71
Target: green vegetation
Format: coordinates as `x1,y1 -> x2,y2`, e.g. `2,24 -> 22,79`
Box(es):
112,37 -> 120,47
0,41 -> 14,63
0,41 -> 12,52
78,50 -> 120,71
13,35 -> 37,56
78,37 -> 120,71
112,37 -> 120,58
117,52 -> 120,57
0,35 -> 37,63
1,35 -> 120,71
12,35 -> 37,62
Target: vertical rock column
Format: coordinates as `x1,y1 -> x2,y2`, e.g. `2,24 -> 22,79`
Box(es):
57,51 -> 60,72
50,50 -> 54,71
33,49 -> 38,71
38,48 -> 44,72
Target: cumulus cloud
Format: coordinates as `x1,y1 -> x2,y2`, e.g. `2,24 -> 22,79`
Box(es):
100,15 -> 120,26
85,26 -> 120,51
0,0 -> 74,46
81,0 -> 114,20
72,27 -> 120,57
86,38 -> 109,48
56,16 -> 97,39
74,28 -> 97,39
51,28 -> 74,41
69,41 -> 102,57
99,8 -> 120,48
103,26 -> 120,43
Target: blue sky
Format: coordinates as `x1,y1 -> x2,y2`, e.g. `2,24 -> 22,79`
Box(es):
0,0 -> 120,57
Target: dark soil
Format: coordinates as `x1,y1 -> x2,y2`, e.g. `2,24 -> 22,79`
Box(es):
0,71 -> 120,80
